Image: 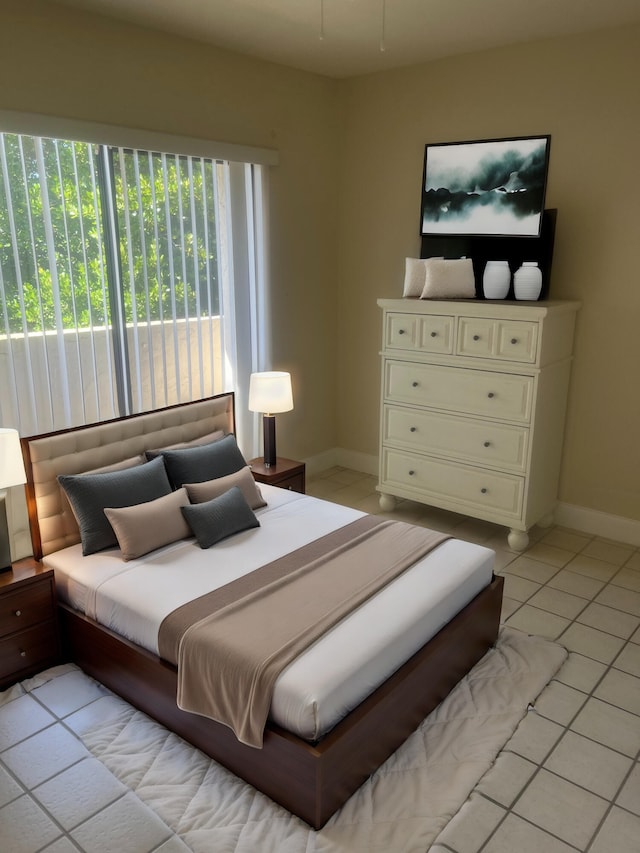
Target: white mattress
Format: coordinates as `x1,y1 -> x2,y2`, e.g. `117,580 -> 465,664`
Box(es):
45,485 -> 494,740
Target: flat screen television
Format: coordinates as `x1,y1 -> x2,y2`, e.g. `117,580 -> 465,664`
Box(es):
420,135 -> 551,238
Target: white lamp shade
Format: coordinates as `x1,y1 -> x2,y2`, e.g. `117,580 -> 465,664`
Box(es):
248,372 -> 294,414
0,428 -> 27,489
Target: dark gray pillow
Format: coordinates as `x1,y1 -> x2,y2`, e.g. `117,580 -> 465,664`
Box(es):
181,486 -> 260,549
58,455 -> 173,556
159,434 -> 247,489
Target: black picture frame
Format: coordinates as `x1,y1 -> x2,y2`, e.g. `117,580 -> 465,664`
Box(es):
420,135 -> 551,238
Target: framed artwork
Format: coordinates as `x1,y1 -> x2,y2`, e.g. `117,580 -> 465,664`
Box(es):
420,135 -> 550,238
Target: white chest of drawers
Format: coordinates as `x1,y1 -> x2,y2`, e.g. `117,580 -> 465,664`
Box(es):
377,299 -> 580,550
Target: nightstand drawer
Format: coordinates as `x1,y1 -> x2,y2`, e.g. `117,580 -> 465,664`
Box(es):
0,620 -> 58,682
271,473 -> 305,493
0,581 -> 55,639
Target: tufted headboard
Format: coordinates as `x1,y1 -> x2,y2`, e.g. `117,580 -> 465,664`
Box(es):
21,393 -> 236,560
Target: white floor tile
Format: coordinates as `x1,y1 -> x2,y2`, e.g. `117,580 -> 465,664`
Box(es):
483,812 -> 578,853
0,794 -> 62,853
0,763 -> 23,807
504,711 -> 564,764
589,805 -> 640,853
616,762 -> 640,816
559,623 -> 626,664
555,652 -> 607,693
582,539 -> 635,566
501,574 -> 540,603
502,556 -> 559,583
513,768 -> 609,848
0,694 -> 56,751
548,569 -> 606,600
593,668 -> 640,715
572,697 -> 640,756
534,681 -> 587,725
524,542 -> 574,568
33,756 -> 126,830
614,641 -> 640,677
475,752 -> 537,807
2,723 -> 88,788
544,730 -> 633,799
577,601 -> 640,639
596,584 -> 640,617
566,553 -> 620,581
506,605 -> 569,640
527,586 -> 588,620
71,790 -> 172,853
31,670 -> 110,718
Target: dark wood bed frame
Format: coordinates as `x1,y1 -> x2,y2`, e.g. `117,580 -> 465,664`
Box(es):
21,394 -> 504,829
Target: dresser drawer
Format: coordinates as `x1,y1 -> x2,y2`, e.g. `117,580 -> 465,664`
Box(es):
382,448 -> 524,518
385,313 -> 454,354
384,360 -> 534,423
383,404 -> 529,472
0,620 -> 59,682
0,580 -> 55,639
457,317 -> 539,363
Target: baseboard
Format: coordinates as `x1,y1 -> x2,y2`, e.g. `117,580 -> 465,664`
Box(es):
555,502 -> 640,547
304,449 -> 640,548
304,448 -> 378,478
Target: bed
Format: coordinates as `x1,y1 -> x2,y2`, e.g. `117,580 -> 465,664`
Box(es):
21,392 -> 504,828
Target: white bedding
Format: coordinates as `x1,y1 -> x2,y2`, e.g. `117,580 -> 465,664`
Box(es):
45,485 -> 494,740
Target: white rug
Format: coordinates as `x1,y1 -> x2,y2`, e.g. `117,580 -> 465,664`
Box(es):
18,627 -> 566,853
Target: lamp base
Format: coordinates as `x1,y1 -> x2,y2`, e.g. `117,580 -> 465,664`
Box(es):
0,492 -> 13,573
262,414 -> 276,468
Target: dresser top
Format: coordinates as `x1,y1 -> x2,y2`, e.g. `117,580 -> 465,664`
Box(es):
377,298 -> 581,319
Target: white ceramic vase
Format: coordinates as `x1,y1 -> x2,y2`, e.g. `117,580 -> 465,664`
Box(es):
482,261 -> 511,299
514,262 -> 542,300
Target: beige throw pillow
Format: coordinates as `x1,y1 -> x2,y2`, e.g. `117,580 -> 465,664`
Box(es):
104,487 -> 192,560
402,257 -> 444,297
420,258 -> 476,299
185,466 -> 267,510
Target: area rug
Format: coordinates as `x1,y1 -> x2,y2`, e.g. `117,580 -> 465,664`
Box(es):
18,627 -> 566,853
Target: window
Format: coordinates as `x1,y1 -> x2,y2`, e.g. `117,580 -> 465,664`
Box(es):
0,126 -> 270,452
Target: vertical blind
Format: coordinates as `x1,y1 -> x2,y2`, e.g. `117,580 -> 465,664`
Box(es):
0,131 -> 266,450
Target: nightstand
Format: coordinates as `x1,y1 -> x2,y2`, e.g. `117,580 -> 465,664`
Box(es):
249,457 -> 306,494
0,558 -> 60,690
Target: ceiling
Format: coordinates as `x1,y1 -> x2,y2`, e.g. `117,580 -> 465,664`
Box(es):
55,0 -> 640,78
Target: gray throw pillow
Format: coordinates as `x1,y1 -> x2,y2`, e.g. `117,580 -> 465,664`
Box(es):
58,455 -> 173,556
159,434 -> 247,489
181,486 -> 260,549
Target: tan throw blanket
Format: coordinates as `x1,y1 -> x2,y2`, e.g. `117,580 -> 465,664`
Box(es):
160,516 -> 449,748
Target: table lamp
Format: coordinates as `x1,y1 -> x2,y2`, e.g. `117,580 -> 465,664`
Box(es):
248,372 -> 294,467
0,428 -> 27,573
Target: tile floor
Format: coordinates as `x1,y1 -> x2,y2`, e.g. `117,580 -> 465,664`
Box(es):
0,466 -> 639,852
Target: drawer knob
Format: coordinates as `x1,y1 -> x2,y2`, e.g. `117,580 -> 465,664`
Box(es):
20,650 -> 27,657
14,609 -> 22,617
487,392 -> 495,399
410,426 -> 417,433
408,470 -> 415,476
412,381 -> 419,388
430,331 -> 437,338
398,328 -> 405,335
481,487 -> 488,494
511,338 -> 518,345
484,441 -> 491,447
473,334 -> 480,341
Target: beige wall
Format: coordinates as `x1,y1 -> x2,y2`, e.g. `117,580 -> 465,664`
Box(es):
2,2 -> 639,525
337,26 -> 640,523
0,0 -> 341,461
